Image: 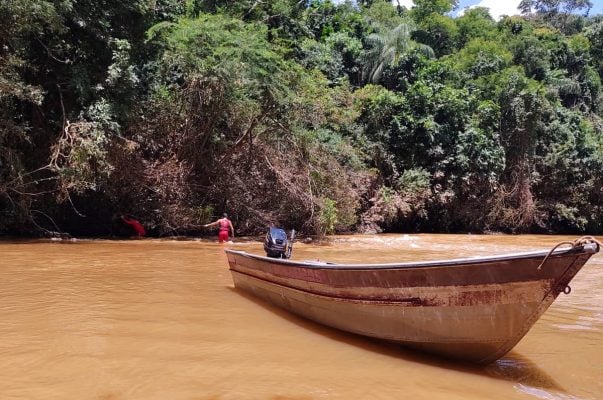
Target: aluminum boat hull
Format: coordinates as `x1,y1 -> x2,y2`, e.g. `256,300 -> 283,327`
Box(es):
226,243 -> 598,363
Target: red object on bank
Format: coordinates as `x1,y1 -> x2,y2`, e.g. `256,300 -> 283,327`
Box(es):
122,216 -> 146,237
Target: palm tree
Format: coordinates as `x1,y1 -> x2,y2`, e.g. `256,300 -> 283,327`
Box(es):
362,23 -> 434,84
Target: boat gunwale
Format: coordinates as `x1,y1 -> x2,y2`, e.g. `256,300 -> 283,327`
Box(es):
225,243 -> 598,270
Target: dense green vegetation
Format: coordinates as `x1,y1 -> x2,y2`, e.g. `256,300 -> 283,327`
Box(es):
1,0 -> 602,237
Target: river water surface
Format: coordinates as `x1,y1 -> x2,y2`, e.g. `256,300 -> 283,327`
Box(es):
1,234 -> 601,400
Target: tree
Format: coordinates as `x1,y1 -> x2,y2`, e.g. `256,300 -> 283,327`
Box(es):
519,0 -> 593,16
412,13 -> 459,56
585,21 -> 603,80
519,0 -> 593,34
493,68 -> 548,231
362,23 -> 433,83
410,0 -> 459,22
456,7 -> 497,48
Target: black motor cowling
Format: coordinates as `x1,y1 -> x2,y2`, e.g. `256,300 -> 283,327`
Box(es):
264,227 -> 295,259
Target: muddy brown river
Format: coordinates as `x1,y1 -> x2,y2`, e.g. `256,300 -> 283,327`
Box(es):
1,234 -> 601,399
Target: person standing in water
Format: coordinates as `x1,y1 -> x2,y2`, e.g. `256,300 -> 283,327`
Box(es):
204,213 -> 235,243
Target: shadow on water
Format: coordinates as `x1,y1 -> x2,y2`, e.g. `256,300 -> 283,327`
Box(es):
228,287 -> 565,393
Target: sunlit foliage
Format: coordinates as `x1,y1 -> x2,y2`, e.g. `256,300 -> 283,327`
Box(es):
1,0 -> 602,236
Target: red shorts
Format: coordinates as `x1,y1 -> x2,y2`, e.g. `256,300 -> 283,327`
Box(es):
218,230 -> 229,242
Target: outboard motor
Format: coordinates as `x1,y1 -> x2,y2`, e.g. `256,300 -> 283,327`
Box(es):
264,227 -> 295,259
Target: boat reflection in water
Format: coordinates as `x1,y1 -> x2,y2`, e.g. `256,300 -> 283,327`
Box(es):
226,237 -> 600,364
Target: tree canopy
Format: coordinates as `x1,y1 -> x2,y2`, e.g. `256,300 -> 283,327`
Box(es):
1,0 -> 602,237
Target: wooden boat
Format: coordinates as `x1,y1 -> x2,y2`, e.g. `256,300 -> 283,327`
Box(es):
225,237 -> 600,364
